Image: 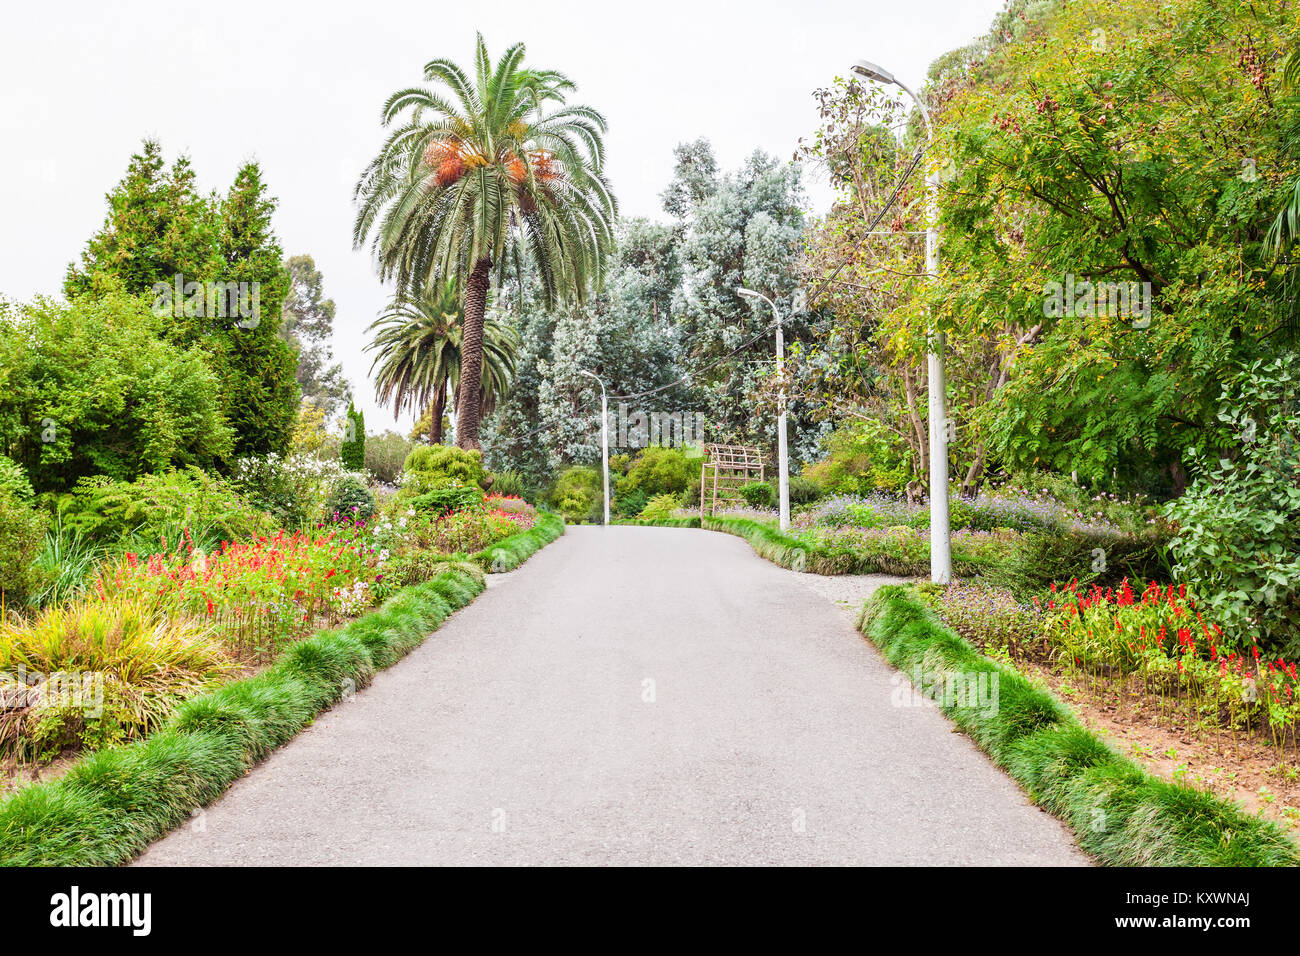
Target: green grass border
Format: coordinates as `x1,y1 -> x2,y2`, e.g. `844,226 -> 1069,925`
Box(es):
614,517 -> 702,528
859,584 -> 1300,867
0,564 -> 489,866
474,512 -> 565,572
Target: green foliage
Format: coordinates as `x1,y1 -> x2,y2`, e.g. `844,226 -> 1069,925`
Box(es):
859,586 -> 1298,866
401,445 -> 489,491
0,456 -> 33,503
739,481 -> 775,509
325,475 -> 375,523
341,401 -> 366,472
787,475 -> 823,505
63,141 -> 298,461
993,526 -> 1170,600
0,294 -> 232,495
0,567 -> 485,865
638,493 -> 682,522
488,469 -> 530,500
230,453 -> 362,530
410,485 -> 485,517
0,489 -> 46,606
1165,357 -> 1300,653
30,515 -> 105,608
619,446 -> 695,499
60,469 -> 274,550
549,465 -> 603,523
364,431 -> 415,485
802,420 -> 911,495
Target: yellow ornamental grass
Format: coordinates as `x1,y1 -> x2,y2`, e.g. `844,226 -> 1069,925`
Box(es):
0,595 -> 234,755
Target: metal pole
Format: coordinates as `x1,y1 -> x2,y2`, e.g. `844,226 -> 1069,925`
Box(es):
599,385 -> 610,527
775,306 -> 790,532
891,75 -> 951,585
579,369 -> 612,527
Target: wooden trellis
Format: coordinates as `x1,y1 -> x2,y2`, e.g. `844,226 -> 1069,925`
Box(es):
699,443 -> 765,518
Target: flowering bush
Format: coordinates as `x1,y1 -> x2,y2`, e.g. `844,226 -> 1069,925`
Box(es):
1038,578 -> 1300,755
232,453 -> 367,529
96,526 -> 377,659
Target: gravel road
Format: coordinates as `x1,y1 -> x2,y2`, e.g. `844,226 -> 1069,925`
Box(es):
136,525 -> 1086,866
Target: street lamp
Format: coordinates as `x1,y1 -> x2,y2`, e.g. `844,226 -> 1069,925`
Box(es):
577,369 -> 611,526
737,287 -> 790,532
850,57 -> 951,584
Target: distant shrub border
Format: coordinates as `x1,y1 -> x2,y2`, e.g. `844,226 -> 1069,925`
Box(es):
859,585 -> 1299,867
0,564 -> 487,866
474,512 -> 564,573
614,517 -> 702,528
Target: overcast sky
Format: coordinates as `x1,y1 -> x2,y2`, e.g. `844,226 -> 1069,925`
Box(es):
0,0 -> 1003,430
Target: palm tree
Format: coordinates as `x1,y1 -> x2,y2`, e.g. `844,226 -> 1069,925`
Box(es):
354,34 -> 615,449
367,278 -> 520,445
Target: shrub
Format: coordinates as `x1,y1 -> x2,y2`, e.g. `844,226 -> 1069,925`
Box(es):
614,487 -> 647,518
410,484 -> 485,516
63,468 -> 274,549
788,475 -> 822,505
740,481 -> 776,508
231,453 -> 364,529
802,419 -> 912,495
326,475 -> 376,523
0,456 -> 34,503
550,465 -> 603,523
0,294 -> 232,495
488,469 -> 529,500
0,489 -> 45,606
619,446 -> 695,499
30,515 -> 105,608
0,595 -> 233,759
994,524 -> 1170,600
638,493 -> 682,522
1164,357 -> 1300,655
341,402 -> 366,472
364,431 -> 414,484
401,445 -> 489,491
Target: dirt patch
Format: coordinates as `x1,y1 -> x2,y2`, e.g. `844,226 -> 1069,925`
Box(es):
1019,659 -> 1300,838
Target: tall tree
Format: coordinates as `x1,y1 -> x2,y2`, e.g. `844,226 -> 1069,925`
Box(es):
354,33 -> 616,449
64,139 -> 218,297
214,162 -> 299,458
281,254 -> 350,416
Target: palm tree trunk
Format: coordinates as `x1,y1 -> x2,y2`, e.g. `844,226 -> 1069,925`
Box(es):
456,257 -> 491,449
429,381 -> 446,445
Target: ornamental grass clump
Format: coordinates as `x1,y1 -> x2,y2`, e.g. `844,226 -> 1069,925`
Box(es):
0,595 -> 233,758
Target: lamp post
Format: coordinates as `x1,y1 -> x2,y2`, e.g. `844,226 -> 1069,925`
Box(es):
850,58 -> 950,584
578,369 -> 611,526
737,287 -> 790,532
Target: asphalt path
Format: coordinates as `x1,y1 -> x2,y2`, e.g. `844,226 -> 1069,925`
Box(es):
136,525 -> 1085,866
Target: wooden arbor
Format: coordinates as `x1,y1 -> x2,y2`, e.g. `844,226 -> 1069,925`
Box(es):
699,443 -> 764,518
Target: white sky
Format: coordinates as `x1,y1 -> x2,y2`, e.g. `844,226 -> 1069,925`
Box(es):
0,0 -> 1003,431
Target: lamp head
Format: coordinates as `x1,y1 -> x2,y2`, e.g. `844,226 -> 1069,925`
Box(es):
851,59 -> 897,86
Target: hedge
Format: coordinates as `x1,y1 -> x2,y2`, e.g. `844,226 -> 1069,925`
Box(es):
858,585 -> 1300,867
0,564 -> 486,866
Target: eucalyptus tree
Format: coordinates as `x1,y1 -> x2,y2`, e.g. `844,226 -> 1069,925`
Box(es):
367,278 -> 519,445
354,34 -> 616,448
